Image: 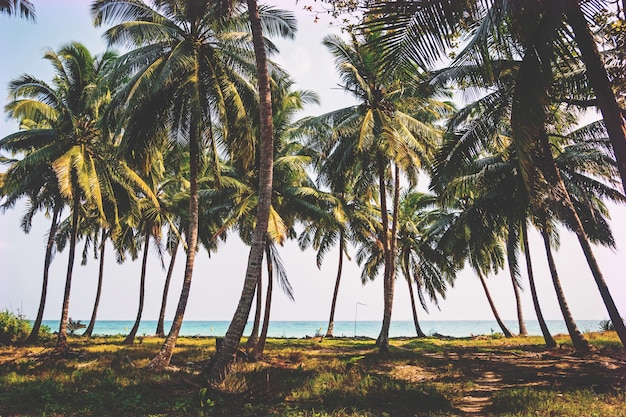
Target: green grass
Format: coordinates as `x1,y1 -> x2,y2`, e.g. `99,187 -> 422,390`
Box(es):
0,332 -> 622,416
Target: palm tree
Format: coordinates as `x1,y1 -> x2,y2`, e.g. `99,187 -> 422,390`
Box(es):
299,26 -> 446,353
366,0 -> 626,190
0,129 -> 64,344
397,192 -> 455,338
206,0 -> 298,382
0,0 -> 35,19
2,43 -> 152,350
92,0 -> 295,368
208,74 -> 322,359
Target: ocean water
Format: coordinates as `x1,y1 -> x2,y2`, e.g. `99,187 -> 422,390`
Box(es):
39,319 -> 604,339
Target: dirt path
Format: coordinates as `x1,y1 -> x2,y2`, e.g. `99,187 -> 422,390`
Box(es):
416,346 -> 626,416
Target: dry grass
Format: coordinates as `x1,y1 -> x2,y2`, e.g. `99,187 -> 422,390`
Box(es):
0,332 -> 623,416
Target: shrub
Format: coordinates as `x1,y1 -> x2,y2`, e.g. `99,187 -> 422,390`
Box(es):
599,319 -> 615,331
0,310 -> 32,345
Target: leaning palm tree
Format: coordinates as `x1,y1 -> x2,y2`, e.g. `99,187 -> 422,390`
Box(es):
0,118 -> 65,344
2,43 -> 153,350
0,175 -> 64,344
206,0 -> 299,382
210,74 -> 324,359
366,0 -> 626,192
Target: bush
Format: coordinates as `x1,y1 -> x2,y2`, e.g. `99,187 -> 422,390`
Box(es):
599,319 -> 615,331
0,310 -> 32,345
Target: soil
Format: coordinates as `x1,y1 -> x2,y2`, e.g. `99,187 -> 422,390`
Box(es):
387,341 -> 626,416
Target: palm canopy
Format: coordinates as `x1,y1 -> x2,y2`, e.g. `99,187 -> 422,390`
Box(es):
366,0 -> 626,192
1,42 -> 154,232
92,0 -> 296,174
0,0 -> 35,20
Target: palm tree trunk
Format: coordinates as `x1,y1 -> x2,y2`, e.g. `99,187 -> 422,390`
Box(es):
251,244 -> 273,360
206,0 -> 274,382
566,1 -> 626,192
512,27 -> 625,349
535,129 -> 626,349
521,222 -> 556,348
405,250 -> 426,338
83,229 -> 107,338
148,118 -> 201,369
507,229 -> 528,336
325,234 -> 344,337
156,240 -> 179,338
25,206 -> 60,344
477,271 -> 514,338
376,153 -> 392,353
245,274 -> 262,349
539,223 -> 593,353
123,231 -> 149,345
57,197 -> 81,350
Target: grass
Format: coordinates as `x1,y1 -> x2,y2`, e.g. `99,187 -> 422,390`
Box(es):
0,332 -> 623,416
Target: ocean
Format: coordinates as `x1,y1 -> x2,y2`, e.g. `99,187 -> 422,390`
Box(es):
39,319 -> 604,339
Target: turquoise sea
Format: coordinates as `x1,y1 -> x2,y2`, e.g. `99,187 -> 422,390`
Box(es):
39,319 -> 604,339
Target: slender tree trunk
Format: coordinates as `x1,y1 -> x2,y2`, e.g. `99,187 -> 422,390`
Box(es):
123,231 -> 149,344
539,223 -> 593,353
477,271 -> 514,337
156,240 -> 179,338
147,116 -> 201,369
245,274 -> 262,349
566,1 -> 626,192
325,234 -> 344,337
507,229 -> 528,336
535,129 -> 626,349
521,222 -> 556,348
206,0 -> 274,382
405,250 -> 426,338
378,163 -> 401,352
56,197 -> 81,350
83,229 -> 107,338
25,207 -> 60,344
512,25 -> 625,349
376,154 -> 392,353
251,244 -> 273,360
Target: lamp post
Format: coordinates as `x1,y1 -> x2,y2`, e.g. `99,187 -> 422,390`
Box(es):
354,302 -> 366,337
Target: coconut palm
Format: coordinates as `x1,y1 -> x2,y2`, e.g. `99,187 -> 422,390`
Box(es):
397,192 -> 455,338
366,0 -> 626,343
299,26 -> 446,353
366,0 -> 626,190
0,178 -> 63,344
92,0 -> 296,368
0,119 -> 65,344
2,43 -> 153,349
208,74 -> 323,359
432,73 -> 623,350
206,0 -> 300,381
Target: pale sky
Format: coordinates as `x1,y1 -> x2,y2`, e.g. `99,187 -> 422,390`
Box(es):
0,1 -> 624,327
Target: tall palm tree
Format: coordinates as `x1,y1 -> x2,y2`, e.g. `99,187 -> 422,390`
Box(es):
206,0 -> 298,381
92,0 -> 294,369
209,74 -> 322,358
415,0 -> 626,347
0,130 -> 64,344
2,43 -> 152,350
300,26 -> 446,353
0,0 -> 35,19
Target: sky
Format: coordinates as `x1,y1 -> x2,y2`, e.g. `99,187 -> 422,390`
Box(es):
0,1 -> 624,328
